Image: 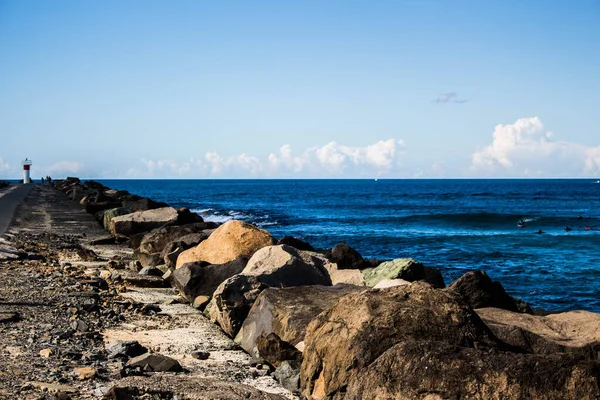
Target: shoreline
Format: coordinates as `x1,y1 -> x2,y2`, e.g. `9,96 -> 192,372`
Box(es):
1,178 -> 599,398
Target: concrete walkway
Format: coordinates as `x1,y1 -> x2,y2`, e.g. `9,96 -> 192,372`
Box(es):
0,184 -> 34,236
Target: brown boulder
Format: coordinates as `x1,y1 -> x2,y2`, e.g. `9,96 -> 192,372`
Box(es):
110,207 -> 179,237
449,270 -> 532,313
134,223 -> 214,267
208,274 -> 269,337
477,307 -> 600,356
209,245 -> 334,338
172,257 -> 248,303
344,340 -> 600,400
241,245 -> 332,287
236,284 -> 364,357
176,220 -> 275,267
300,283 -> 502,399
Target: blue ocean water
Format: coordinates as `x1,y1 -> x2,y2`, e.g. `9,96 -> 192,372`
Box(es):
98,179 -> 600,313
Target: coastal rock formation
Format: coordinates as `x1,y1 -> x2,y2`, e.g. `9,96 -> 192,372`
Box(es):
121,195 -> 169,212
236,284 -> 364,358
103,207 -> 132,231
241,245 -> 332,287
176,220 -> 275,267
110,207 -> 179,237
328,242 -> 371,270
209,246 -> 333,337
161,232 -> 213,269
322,262 -> 366,286
208,274 -> 269,337
343,340 -> 600,400
299,283 -> 600,399
134,223 -> 215,267
362,258 -> 444,288
172,257 -> 248,303
449,270 -> 532,313
276,236 -> 315,251
300,283 -> 501,398
476,307 -> 600,356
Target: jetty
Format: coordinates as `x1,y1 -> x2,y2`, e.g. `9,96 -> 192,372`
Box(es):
0,179 -> 599,399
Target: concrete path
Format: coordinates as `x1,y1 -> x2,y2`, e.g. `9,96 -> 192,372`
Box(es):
0,184 -> 34,236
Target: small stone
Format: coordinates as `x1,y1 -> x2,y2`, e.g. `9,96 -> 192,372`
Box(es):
105,341 -> 147,359
0,312 -> 20,323
74,366 -> 96,380
39,348 -> 52,358
191,351 -> 210,360
70,320 -> 88,332
138,266 -> 163,276
127,353 -> 182,372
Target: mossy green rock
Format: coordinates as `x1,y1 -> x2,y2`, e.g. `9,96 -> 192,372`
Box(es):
362,258 -> 424,287
103,207 -> 132,232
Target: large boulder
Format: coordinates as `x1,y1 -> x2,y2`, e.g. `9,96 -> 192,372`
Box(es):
476,307 -> 600,357
299,283 -> 600,399
208,274 -> 269,337
449,270 -> 532,313
176,220 -> 276,267
322,262 -> 365,286
236,284 -> 364,357
110,207 -> 179,237
161,232 -> 213,270
103,207 -> 133,231
172,257 -> 249,302
241,245 -> 332,287
343,340 -> 600,400
277,236 -> 314,251
328,242 -> 371,270
121,195 -> 169,212
300,283 -> 502,399
208,245 -> 333,337
134,223 -> 215,267
361,258 -> 445,288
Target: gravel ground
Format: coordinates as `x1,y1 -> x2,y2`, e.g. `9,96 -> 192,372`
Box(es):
0,186 -> 293,399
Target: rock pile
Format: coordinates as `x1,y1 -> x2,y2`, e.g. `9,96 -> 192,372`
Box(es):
51,177 -> 600,398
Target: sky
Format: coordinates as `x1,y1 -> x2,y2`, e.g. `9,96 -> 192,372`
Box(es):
1,0 -> 599,179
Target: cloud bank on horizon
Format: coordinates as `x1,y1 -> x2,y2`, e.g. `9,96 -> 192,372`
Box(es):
471,117 -> 600,177
1,118 -> 599,179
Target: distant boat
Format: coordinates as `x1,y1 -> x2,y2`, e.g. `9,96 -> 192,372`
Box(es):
374,178 -> 378,182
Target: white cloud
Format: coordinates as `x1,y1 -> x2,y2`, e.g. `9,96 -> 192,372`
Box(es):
434,92 -> 468,104
129,139 -> 407,178
48,161 -> 84,175
471,117 -> 600,177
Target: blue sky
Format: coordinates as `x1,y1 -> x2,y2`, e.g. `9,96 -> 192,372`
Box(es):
1,0 -> 599,178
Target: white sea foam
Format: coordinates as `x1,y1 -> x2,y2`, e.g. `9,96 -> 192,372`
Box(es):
190,208 -> 278,227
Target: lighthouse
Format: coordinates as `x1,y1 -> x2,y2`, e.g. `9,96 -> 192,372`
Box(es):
22,158 -> 32,184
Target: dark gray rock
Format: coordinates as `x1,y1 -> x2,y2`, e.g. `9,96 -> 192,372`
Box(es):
276,236 -> 314,252
127,353 -> 182,372
449,270 -> 532,313
106,340 -> 148,360
172,257 -> 248,302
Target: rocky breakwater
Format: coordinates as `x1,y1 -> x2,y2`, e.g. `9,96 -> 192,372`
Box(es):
54,177 -> 600,399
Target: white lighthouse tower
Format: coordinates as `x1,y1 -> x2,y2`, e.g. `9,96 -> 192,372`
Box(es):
22,158 -> 32,184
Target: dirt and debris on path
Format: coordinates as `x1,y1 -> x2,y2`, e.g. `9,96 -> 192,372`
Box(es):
0,186 -> 293,399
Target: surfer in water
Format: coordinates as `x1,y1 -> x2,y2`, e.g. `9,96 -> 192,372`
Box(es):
535,229 -> 544,234
517,219 -> 527,228
565,226 -> 572,232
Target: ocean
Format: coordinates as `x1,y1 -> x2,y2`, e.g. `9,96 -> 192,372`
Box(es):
98,179 -> 600,313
